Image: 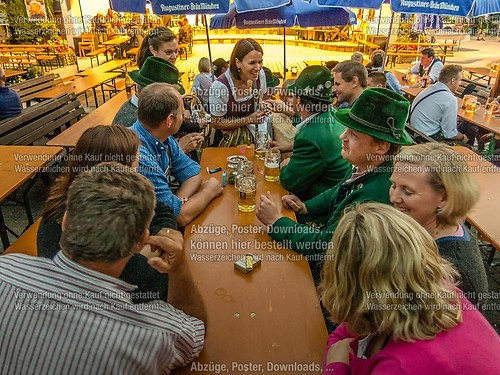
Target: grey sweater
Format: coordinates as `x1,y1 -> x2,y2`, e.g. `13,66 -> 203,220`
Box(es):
436,225 -> 488,307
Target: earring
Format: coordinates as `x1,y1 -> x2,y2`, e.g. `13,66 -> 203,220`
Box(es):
237,67 -> 241,73
435,207 -> 442,214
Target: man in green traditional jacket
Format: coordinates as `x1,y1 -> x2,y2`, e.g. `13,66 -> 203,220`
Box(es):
279,66 -> 351,202
257,88 -> 413,280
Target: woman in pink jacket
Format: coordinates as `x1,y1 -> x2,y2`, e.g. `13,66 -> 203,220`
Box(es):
319,202 -> 500,375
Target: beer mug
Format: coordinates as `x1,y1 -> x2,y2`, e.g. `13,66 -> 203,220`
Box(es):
406,74 -> 418,86
264,149 -> 280,182
235,160 -> 254,186
464,96 -> 481,114
237,175 -> 256,212
485,98 -> 499,115
255,130 -> 270,160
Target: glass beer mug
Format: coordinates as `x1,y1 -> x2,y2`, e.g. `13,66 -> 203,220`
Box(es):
464,95 -> 481,114
237,175 -> 257,212
255,130 -> 270,160
264,149 -> 281,182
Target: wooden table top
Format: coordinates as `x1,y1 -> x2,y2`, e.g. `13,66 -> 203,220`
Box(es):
102,36 -> 131,46
0,146 -> 63,201
465,67 -> 498,79
75,59 -> 130,76
453,146 -> 500,249
401,86 -> 423,99
178,147 -> 327,374
34,72 -> 121,99
457,97 -> 500,135
46,91 -> 131,148
4,69 -> 27,78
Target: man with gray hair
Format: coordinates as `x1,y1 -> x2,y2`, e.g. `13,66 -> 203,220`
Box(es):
0,67 -> 22,121
0,163 -> 206,373
131,82 -> 222,226
410,64 -> 469,144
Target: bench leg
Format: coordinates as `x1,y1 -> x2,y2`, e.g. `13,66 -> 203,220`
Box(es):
100,84 -> 105,104
21,175 -> 38,226
0,207 -> 12,250
94,87 -> 99,107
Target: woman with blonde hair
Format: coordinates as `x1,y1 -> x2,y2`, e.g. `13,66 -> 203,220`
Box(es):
320,203 -> 500,374
390,143 -> 487,306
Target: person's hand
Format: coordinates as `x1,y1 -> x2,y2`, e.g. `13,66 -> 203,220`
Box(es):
282,195 -> 307,214
201,177 -> 223,199
280,157 -> 290,168
256,191 -> 283,225
326,338 -> 354,365
178,133 -> 204,153
147,229 -> 185,274
248,110 -> 267,125
264,99 -> 281,112
270,140 -> 281,150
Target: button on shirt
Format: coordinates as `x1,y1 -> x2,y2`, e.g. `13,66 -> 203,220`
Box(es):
0,252 -> 205,374
131,120 -> 201,217
410,82 -> 458,139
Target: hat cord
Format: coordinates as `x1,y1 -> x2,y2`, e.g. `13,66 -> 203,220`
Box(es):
347,112 -> 402,140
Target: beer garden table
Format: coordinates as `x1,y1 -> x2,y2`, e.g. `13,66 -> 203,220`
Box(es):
177,147 -> 327,374
0,146 -> 63,250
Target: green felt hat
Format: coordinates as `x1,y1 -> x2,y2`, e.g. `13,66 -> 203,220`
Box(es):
288,65 -> 333,103
263,67 -> 280,88
335,88 -> 413,146
130,56 -> 185,94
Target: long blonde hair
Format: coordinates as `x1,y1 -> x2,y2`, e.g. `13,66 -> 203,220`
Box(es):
319,202 -> 462,341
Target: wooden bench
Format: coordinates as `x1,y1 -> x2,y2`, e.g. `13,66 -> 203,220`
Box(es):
455,78 -> 491,104
405,124 -> 437,144
386,50 -> 420,67
0,93 -> 86,145
2,218 -> 40,256
126,47 -> 139,63
178,43 -> 192,60
356,39 -> 379,55
35,54 -> 58,72
10,73 -> 63,106
86,47 -> 107,68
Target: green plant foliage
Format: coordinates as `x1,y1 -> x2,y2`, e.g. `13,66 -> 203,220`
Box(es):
3,0 -> 59,44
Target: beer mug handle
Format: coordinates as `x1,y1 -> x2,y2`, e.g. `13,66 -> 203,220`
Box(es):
474,102 -> 481,112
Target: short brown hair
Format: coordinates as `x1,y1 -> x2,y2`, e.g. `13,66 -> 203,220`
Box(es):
138,82 -> 180,128
61,162 -> 156,262
334,60 -> 368,88
438,64 -> 462,84
368,71 -> 387,87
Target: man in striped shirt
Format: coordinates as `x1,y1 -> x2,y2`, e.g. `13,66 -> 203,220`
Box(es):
0,163 -> 206,374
